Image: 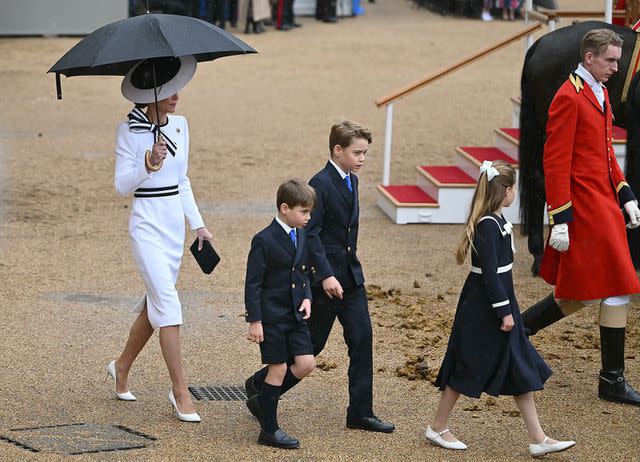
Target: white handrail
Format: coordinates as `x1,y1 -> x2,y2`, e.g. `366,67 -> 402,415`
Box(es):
382,104 -> 393,186
525,0 -> 534,49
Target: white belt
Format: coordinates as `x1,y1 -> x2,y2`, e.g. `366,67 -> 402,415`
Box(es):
470,263 -> 513,274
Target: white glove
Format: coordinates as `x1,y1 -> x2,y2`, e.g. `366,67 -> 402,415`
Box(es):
624,200 -> 640,229
549,223 -> 569,252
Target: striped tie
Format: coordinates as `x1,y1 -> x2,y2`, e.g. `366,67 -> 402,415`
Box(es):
127,107 -> 178,157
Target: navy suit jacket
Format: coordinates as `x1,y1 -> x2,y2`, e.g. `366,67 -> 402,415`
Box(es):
307,161 -> 364,289
244,219 -> 313,323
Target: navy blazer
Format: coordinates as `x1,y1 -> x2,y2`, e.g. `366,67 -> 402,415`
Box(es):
307,161 -> 364,289
244,219 -> 313,323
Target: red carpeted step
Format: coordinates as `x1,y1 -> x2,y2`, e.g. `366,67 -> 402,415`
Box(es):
417,166 -> 476,186
495,127 -> 520,143
456,147 -> 519,167
377,185 -> 438,207
613,126 -> 627,143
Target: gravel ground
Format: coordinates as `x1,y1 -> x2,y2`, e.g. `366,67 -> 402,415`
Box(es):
0,0 -> 638,460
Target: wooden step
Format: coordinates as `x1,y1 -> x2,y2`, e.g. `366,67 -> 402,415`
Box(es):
613,126 -> 627,143
377,185 -> 438,207
456,146 -> 519,168
495,127 -> 520,144
416,165 -> 476,187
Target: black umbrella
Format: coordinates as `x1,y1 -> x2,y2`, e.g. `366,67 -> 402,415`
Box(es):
48,12 -> 257,99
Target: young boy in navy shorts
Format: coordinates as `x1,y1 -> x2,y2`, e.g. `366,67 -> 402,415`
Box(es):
244,178 -> 316,448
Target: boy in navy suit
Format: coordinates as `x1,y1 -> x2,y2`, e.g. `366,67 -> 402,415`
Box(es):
246,121 -> 395,433
244,178 -> 316,449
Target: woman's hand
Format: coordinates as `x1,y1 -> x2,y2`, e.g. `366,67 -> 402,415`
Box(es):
195,227 -> 213,250
501,314 -> 514,332
149,137 -> 167,166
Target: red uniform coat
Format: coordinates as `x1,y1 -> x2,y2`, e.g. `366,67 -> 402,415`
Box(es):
539,73 -> 640,300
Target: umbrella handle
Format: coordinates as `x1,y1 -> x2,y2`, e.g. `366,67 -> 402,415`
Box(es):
55,73 -> 62,100
145,149 -> 163,172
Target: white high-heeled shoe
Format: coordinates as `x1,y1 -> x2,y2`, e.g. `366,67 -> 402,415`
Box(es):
425,426 -> 468,450
168,390 -> 201,423
105,360 -> 137,401
529,437 -> 575,457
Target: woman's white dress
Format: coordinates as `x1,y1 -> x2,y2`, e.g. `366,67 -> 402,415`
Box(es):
114,114 -> 204,328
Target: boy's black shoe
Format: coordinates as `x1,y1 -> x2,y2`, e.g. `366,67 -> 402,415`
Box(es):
322,16 -> 338,23
346,415 -> 395,433
246,395 -> 262,422
245,376 -> 259,399
277,23 -> 294,30
258,429 -> 300,449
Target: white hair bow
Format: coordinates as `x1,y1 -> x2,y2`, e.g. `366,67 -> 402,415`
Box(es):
480,160 -> 499,181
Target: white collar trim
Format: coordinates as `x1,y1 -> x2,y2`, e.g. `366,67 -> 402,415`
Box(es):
275,216 -> 294,236
329,158 -> 349,179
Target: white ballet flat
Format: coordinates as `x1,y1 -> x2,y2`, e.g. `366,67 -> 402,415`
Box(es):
425,426 -> 467,450
529,437 -> 576,457
168,390 -> 201,423
105,360 -> 137,401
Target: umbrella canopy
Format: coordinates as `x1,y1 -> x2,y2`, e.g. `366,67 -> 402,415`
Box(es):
48,13 -> 256,98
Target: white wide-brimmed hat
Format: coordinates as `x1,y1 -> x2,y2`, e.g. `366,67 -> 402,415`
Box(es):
121,55 -> 196,104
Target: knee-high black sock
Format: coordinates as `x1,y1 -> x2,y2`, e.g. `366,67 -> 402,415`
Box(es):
280,368 -> 301,394
253,367 -> 268,392
259,383 -> 281,434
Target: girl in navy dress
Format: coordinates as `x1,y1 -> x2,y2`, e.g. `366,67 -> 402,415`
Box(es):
425,160 -> 576,457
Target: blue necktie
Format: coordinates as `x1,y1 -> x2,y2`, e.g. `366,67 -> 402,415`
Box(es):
345,174 -> 353,192
289,229 -> 297,248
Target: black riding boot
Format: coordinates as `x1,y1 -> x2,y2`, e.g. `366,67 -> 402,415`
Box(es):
521,293 -> 564,336
598,326 -> 640,406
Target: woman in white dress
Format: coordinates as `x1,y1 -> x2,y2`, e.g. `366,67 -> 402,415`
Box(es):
106,55 -> 212,422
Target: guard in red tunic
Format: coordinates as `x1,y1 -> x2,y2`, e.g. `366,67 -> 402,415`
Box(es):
521,29 -> 640,406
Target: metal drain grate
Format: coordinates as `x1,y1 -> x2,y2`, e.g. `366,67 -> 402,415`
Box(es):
189,385 -> 248,401
0,423 -> 156,455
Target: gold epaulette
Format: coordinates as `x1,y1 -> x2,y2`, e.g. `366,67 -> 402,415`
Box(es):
569,74 -> 584,94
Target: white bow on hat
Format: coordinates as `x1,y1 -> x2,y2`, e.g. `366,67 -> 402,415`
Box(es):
480,160 -> 500,181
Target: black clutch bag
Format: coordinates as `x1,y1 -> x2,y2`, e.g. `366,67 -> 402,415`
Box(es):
190,239 -> 220,274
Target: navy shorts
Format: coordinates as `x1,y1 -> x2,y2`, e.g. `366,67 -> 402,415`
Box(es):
260,319 -> 313,364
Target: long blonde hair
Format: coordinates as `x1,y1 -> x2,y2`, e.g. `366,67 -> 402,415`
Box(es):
455,160 -> 516,264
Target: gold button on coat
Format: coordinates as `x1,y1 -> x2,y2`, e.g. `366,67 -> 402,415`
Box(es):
291,283 -> 296,288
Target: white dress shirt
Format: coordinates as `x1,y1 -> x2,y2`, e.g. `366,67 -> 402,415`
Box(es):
329,158 -> 350,179
275,215 -> 295,237
575,63 -> 605,110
